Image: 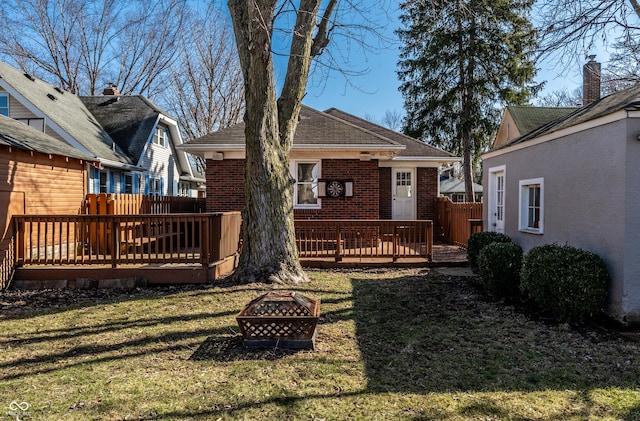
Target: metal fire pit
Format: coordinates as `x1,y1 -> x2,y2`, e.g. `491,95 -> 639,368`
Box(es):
236,291 -> 320,350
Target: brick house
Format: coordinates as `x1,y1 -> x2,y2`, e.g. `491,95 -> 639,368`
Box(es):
180,106 -> 458,220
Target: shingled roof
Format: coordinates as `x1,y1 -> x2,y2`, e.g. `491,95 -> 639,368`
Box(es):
80,95 -> 171,164
323,108 -> 454,158
0,62 -> 130,165
184,105 -> 457,162
0,114 -> 93,161
502,83 -> 640,149
507,106 -> 577,137
186,105 -> 403,148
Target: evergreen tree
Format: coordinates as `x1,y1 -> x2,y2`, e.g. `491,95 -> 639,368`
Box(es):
397,0 -> 540,202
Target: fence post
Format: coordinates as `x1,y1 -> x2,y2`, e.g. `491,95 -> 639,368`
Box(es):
335,221 -> 342,262
111,218 -> 119,268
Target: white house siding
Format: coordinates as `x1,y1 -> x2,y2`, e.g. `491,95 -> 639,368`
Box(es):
138,127 -> 180,196
483,118 -> 640,323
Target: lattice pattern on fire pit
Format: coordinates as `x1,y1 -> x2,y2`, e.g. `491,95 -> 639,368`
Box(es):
236,291 -> 320,350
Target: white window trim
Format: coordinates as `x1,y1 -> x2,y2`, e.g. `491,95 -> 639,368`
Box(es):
519,177 -> 544,234
153,126 -> 168,147
291,159 -> 321,209
488,165 -> 506,233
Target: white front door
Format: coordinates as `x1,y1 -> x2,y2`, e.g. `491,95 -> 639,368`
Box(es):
392,168 -> 416,220
489,167 -> 505,233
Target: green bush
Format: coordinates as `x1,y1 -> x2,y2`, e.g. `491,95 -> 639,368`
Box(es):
477,242 -> 523,299
520,244 -> 609,322
467,231 -> 511,272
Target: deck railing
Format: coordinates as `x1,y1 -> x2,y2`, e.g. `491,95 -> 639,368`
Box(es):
295,219 -> 433,262
436,197 -> 483,247
0,221 -> 17,289
13,212 -> 241,268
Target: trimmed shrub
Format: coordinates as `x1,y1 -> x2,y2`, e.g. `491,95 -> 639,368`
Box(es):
520,244 -> 609,322
467,231 -> 511,272
477,242 -> 523,299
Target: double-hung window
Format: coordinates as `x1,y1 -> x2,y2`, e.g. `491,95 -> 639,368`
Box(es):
123,174 -> 134,194
519,178 -> 543,234
0,93 -> 9,116
292,160 -> 320,208
153,126 -> 168,147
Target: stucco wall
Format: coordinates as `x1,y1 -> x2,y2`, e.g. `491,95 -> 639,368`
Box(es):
483,118 -> 640,323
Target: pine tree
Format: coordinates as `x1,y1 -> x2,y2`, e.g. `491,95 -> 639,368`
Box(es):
397,0 -> 540,202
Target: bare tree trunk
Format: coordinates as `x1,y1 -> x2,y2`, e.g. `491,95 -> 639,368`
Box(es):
227,0 -> 329,285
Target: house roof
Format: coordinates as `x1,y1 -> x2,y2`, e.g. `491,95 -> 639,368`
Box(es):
507,106 -> 577,137
0,114 -> 94,161
323,108 -> 454,158
0,62 -> 130,165
182,105 -> 457,162
440,176 -> 483,194
499,83 -> 640,150
80,95 -> 170,164
185,105 -> 404,148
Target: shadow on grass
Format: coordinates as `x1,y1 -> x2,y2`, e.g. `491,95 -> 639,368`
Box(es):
351,274 -> 640,394
190,335 -> 307,362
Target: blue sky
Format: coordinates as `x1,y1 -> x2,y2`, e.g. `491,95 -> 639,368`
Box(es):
296,2 -> 610,123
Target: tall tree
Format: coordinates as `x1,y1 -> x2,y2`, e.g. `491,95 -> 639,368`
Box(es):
0,0 -> 188,97
227,0 -> 339,285
397,0 -> 540,202
227,0 -> 388,284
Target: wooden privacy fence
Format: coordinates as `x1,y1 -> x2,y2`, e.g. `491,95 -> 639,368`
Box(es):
436,197 -> 483,247
82,194 -> 206,215
295,219 -> 433,262
12,212 -> 241,268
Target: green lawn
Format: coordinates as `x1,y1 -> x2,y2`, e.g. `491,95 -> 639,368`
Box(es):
1,269 -> 639,420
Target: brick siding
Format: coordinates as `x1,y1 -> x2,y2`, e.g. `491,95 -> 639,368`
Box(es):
206,158 -> 439,221
417,167 -> 438,220
205,159 -> 245,212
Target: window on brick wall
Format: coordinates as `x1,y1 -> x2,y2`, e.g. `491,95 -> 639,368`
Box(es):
292,160 -> 320,208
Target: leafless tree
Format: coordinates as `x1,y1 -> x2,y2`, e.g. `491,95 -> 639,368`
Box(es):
535,88 -> 582,107
537,0 -> 640,69
0,0 -> 188,96
164,8 -> 244,142
227,0 -> 391,285
601,39 -> 640,95
380,109 -> 404,132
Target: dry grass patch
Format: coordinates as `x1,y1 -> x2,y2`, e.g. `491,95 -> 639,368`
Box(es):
1,268 -> 639,420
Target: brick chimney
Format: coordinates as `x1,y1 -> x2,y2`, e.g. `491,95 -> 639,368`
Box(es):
583,55 -> 601,105
103,82 -> 120,96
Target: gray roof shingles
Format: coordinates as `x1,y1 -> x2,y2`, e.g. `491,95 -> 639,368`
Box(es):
0,114 -> 93,160
80,95 -> 163,164
185,105 -> 455,159
0,62 -> 130,165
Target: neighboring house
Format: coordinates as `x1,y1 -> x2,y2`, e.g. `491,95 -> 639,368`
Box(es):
81,91 -> 205,198
0,61 -> 140,195
179,106 -> 458,220
493,106 -> 578,149
439,175 -> 483,202
482,82 -> 640,324
0,114 -> 96,236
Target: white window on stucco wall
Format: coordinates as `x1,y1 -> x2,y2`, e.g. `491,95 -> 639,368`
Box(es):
291,160 -> 321,208
519,177 -> 544,234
